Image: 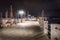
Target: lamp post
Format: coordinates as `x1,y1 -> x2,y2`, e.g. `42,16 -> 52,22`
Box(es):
18,10 -> 25,22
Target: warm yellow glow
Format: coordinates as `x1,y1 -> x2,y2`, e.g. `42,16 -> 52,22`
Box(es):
17,21 -> 40,27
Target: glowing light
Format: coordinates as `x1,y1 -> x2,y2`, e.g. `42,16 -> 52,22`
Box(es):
18,10 -> 25,15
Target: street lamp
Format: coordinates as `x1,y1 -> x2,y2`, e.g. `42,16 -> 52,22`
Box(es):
18,10 -> 25,22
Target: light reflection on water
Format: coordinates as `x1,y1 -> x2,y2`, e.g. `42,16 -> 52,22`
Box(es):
0,26 -> 42,37
2,28 -> 34,37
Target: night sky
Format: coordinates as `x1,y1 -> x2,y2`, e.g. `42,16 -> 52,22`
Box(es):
0,0 -> 60,18
45,0 -> 60,17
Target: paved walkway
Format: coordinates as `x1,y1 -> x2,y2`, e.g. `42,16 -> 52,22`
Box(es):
0,21 -> 49,40
0,28 -> 49,40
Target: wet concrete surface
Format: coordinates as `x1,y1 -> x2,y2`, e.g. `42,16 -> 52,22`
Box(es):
0,27 -> 49,40
0,22 -> 49,40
